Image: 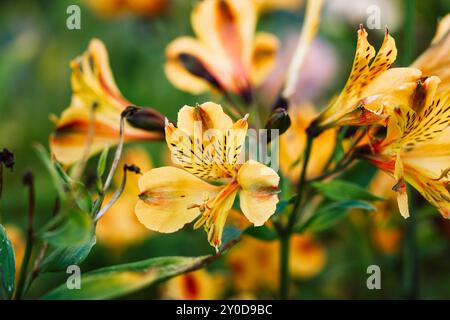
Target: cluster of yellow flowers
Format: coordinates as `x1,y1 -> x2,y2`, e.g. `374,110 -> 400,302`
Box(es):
45,0 -> 450,298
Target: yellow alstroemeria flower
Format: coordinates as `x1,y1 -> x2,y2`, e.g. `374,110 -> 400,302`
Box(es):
135,102 -> 280,248
161,269 -> 225,300
97,147 -> 153,250
361,76 -> 450,219
50,39 -> 164,165
280,103 -> 336,182
165,0 -> 279,102
311,26 -> 423,132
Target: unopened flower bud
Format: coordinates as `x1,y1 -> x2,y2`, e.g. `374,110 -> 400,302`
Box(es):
265,108 -> 291,135
125,106 -> 166,133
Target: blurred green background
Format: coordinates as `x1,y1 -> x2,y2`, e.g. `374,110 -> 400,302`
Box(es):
1,0 -> 450,299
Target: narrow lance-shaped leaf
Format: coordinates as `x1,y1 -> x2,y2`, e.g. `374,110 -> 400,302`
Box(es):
0,224 -> 15,300
40,235 -> 96,272
295,200 -> 376,233
42,255 -> 211,300
311,180 -> 383,202
40,209 -> 94,248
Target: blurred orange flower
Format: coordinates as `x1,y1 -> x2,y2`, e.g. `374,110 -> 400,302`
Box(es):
161,269 -> 225,300
227,234 -> 326,293
85,0 -> 167,17
165,0 -> 278,102
96,147 -> 153,249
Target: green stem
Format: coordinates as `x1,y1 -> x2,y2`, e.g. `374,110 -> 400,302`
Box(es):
15,172 -> 36,300
279,234 -> 291,300
278,134 -> 314,299
288,134 -> 313,231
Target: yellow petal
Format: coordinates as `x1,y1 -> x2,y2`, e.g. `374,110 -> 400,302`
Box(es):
135,167 -> 220,233
250,32 -> 279,86
192,0 -> 256,65
191,0 -> 259,96
237,160 -> 280,225
207,181 -> 239,247
403,166 -> 450,219
164,37 -> 229,94
177,102 -> 233,134
412,14 -> 450,92
392,153 -> 409,219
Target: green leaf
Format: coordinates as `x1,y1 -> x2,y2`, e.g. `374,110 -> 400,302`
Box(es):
295,200 -> 376,233
41,209 -> 94,248
97,147 -> 109,179
311,180 -> 383,202
0,225 -> 15,300
71,182 -> 93,214
42,255 -> 209,300
244,225 -> 277,241
40,235 -> 96,272
34,144 -> 67,201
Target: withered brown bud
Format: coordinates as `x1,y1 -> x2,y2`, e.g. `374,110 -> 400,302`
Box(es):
0,148 -> 15,171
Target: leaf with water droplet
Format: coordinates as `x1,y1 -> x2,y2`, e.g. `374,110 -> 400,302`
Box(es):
0,224 -> 15,300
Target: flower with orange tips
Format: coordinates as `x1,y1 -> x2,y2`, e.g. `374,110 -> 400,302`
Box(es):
311,26 -> 423,132
50,39 -> 164,165
164,0 -> 279,103
135,102 -> 280,249
161,269 -> 225,300
360,75 -> 450,219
